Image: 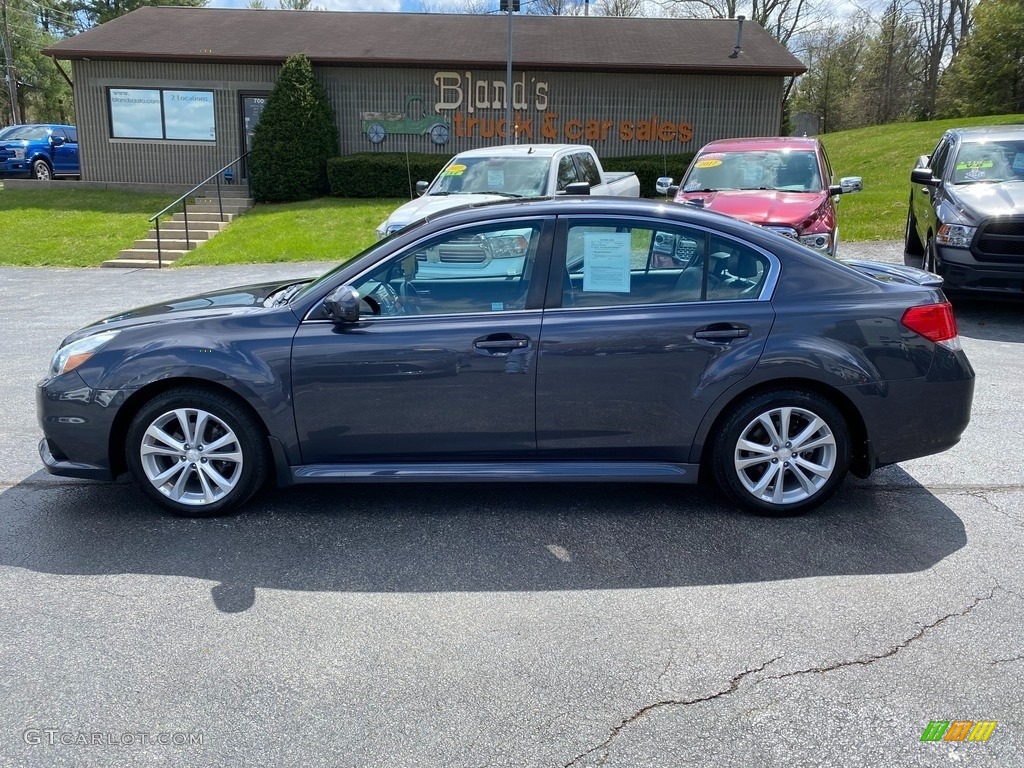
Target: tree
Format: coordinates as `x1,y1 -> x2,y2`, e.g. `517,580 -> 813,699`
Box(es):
848,0 -> 922,126
789,19 -> 869,132
0,0 -> 74,124
597,0 -> 646,15
249,54 -> 339,203
939,0 -> 1024,117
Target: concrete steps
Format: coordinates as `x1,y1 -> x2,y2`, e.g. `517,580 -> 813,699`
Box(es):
104,186 -> 255,268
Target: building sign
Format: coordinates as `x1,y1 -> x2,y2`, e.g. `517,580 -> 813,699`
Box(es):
431,70 -> 693,145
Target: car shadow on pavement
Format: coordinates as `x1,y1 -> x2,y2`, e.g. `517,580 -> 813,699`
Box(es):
0,467 -> 966,613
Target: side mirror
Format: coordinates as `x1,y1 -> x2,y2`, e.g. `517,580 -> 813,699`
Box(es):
415,180 -> 429,196
323,285 -> 361,324
911,168 -> 937,186
655,176 -> 675,195
50,136 -> 65,147
563,181 -> 591,196
839,176 -> 863,193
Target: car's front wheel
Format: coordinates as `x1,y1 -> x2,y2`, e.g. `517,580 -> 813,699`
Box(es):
126,387 -> 268,517
711,390 -> 851,516
32,159 -> 52,181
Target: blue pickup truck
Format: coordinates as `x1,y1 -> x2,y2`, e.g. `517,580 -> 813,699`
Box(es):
0,124 -> 80,180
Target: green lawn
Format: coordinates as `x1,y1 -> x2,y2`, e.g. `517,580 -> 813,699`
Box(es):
821,113 -> 1024,241
0,187 -> 172,267
173,197 -> 404,267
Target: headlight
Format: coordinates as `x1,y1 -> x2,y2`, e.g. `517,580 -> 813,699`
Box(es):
936,224 -> 976,248
50,331 -> 119,376
799,232 -> 832,251
11,149 -> 24,159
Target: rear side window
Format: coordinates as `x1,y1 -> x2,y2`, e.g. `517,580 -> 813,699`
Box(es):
563,221 -> 770,307
66,127 -> 78,143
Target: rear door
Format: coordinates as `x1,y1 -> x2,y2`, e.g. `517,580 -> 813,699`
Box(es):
535,216 -> 776,461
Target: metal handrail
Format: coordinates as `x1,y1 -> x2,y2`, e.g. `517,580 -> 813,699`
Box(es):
149,151 -> 251,268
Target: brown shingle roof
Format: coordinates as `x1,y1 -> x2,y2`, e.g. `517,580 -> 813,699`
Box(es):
44,7 -> 805,75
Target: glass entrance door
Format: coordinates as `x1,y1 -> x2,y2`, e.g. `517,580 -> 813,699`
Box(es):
239,93 -> 270,178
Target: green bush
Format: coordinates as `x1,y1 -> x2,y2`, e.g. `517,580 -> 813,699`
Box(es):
328,153 -> 448,198
250,54 -> 339,203
327,151 -> 695,199
603,153 -> 695,198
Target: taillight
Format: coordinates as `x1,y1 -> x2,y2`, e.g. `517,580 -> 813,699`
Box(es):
901,302 -> 961,350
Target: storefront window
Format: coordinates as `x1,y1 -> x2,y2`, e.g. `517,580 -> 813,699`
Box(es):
108,88 -> 216,141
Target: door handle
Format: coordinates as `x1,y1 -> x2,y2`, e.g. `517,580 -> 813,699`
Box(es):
473,333 -> 530,354
694,324 -> 750,341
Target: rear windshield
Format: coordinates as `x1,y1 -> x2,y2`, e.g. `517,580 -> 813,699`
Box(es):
952,139 -> 1024,184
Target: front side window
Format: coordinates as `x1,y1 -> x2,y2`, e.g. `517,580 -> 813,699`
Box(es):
573,152 -> 602,187
348,221 -> 546,317
108,88 -> 216,141
563,221 -> 769,307
556,156 -> 578,191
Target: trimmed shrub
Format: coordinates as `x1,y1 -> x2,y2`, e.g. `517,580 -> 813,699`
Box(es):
250,54 -> 339,203
327,153 -> 449,198
602,153 -> 695,198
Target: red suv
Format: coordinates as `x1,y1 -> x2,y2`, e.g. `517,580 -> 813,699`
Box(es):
657,137 -> 862,256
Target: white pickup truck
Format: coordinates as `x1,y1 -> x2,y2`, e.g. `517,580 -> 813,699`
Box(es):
376,144 -> 640,244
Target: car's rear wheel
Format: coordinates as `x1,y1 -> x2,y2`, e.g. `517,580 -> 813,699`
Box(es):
126,387 -> 268,517
32,159 -> 52,181
903,201 -> 924,265
711,390 -> 851,516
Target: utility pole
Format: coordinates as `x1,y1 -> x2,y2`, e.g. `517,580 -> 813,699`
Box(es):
1,0 -> 21,124
500,0 -> 518,144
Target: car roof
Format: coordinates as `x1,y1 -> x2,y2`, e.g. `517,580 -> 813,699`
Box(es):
696,136 -> 820,153
952,125 -> 1024,142
418,195 -> 763,237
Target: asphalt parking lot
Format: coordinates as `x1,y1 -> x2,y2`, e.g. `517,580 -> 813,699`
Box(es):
1,248 -> 1022,767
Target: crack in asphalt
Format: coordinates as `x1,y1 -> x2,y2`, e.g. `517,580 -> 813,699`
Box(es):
564,589 -> 998,767
990,655 -> 1024,665
561,657 -> 781,768
766,588 -> 996,681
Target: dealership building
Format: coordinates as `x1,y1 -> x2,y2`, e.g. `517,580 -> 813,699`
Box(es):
45,7 -> 805,186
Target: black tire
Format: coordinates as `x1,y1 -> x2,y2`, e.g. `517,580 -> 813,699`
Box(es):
903,200 -> 924,265
711,389 -> 851,516
32,159 -> 52,181
125,387 -> 268,517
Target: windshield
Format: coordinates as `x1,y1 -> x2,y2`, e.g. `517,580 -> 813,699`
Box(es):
681,149 -> 823,193
951,139 -> 1024,184
430,156 -> 549,197
0,125 -> 51,141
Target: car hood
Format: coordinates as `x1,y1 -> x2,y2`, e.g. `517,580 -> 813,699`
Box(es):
949,181 -> 1024,219
382,193 -> 517,231
675,189 -> 826,225
64,279 -> 309,344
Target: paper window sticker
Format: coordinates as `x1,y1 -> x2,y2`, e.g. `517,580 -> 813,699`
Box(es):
487,170 -> 504,188
1013,153 -> 1024,172
582,232 -> 632,293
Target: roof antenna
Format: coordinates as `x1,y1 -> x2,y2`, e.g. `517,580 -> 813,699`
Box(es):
729,15 -> 744,59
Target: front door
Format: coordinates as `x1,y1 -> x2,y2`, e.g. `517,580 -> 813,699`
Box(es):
291,217 -> 554,464
238,93 -> 270,178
